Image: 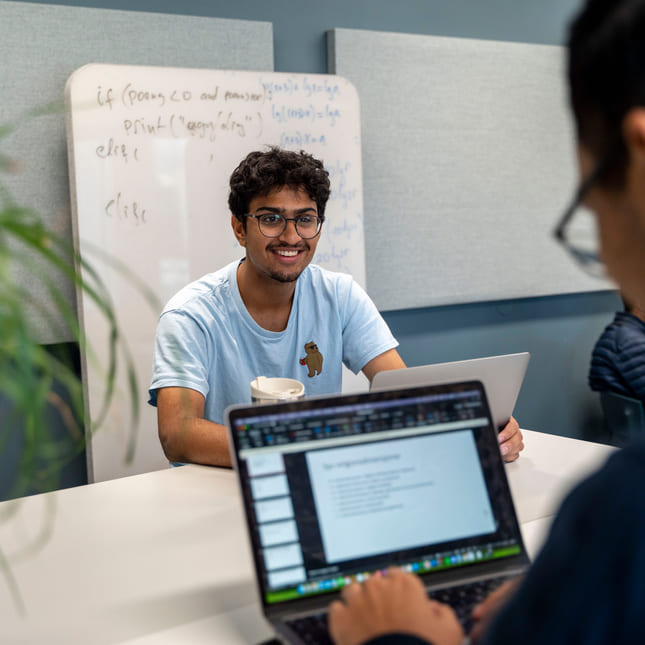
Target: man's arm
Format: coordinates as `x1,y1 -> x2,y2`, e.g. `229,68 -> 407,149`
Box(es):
156,387 -> 232,467
362,348 -> 407,382
469,577 -> 523,642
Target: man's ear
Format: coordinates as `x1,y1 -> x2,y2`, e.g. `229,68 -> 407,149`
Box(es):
622,108 -> 645,166
231,214 -> 246,247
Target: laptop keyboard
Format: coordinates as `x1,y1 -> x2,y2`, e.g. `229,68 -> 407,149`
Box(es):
285,574 -> 513,644
286,613 -> 334,645
428,574 -> 511,633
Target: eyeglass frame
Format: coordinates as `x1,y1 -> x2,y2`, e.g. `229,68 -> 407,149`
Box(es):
553,145 -> 620,273
245,212 -> 323,239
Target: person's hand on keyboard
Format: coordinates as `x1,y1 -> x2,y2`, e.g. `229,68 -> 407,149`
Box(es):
469,576 -> 523,643
328,567 -> 463,645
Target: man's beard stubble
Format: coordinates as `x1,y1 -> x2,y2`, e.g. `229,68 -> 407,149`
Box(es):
265,242 -> 310,284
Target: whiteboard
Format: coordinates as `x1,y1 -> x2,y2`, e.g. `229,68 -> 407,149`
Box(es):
328,28 -> 614,310
66,64 -> 365,482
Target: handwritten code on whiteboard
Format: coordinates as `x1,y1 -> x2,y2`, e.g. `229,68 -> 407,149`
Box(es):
67,65 -> 364,289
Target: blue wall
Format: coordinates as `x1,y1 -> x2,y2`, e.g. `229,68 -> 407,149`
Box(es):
7,0 -> 619,497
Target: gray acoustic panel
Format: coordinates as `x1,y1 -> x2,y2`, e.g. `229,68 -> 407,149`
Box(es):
0,1 -> 273,343
328,28 -> 614,311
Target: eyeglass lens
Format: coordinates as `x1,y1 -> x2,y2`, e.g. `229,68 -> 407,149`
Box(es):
254,214 -> 320,239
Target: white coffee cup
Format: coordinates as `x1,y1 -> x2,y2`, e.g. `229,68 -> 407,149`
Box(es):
250,376 -> 305,403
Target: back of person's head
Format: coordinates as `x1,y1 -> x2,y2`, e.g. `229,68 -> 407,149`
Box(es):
568,0 -> 645,187
228,146 -> 331,225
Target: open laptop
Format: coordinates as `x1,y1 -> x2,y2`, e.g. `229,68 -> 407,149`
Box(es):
227,380 -> 530,644
371,353 -> 530,430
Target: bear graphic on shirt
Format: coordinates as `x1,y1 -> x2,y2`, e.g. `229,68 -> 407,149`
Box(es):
300,341 -> 323,377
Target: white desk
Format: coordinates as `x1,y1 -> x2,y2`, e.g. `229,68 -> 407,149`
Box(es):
0,430 -> 615,645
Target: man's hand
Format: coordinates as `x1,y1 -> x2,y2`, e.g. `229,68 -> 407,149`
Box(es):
328,568 -> 463,645
498,416 -> 523,462
469,577 -> 522,643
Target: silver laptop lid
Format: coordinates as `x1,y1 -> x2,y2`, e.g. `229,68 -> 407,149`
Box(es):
370,352 -> 530,430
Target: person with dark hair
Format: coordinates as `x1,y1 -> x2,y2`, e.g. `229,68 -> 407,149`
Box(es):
149,146 -> 524,467
588,293 -> 645,404
148,147 -> 406,467
327,1 -> 645,643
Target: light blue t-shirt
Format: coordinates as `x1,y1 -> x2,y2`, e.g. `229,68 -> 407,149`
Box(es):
148,260 -> 398,424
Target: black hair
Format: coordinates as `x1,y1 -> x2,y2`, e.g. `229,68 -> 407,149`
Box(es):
228,147 -> 331,227
568,0 -> 645,187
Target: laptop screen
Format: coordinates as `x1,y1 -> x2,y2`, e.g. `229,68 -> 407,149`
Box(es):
227,381 -> 525,608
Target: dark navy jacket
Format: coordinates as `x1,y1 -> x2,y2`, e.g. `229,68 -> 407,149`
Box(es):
363,440 -> 645,645
589,311 -> 645,403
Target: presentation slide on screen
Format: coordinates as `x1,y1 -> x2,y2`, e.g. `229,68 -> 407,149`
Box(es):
268,566 -> 306,589
250,473 -> 290,500
263,543 -> 304,571
254,496 -> 294,524
247,453 -> 285,477
306,430 -> 496,563
259,519 -> 299,548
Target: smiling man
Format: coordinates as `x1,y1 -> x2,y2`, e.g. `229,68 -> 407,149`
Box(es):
148,147 -> 405,467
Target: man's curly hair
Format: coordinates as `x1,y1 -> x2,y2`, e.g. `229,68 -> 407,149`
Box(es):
228,147 -> 331,228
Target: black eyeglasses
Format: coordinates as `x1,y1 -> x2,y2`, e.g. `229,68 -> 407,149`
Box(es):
246,212 -> 322,239
553,151 -> 615,278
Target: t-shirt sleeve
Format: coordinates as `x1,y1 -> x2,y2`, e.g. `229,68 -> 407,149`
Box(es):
148,309 -> 212,406
339,277 -> 398,374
